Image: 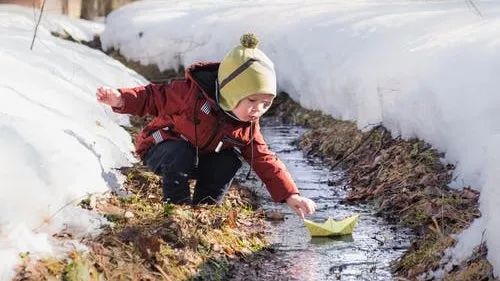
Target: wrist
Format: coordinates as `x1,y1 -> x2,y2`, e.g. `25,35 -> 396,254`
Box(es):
285,193 -> 300,203
114,97 -> 124,108
112,90 -> 123,108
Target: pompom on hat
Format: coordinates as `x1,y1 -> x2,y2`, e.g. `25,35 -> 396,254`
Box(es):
217,33 -> 277,111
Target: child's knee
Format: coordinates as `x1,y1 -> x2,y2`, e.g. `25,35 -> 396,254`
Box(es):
230,154 -> 243,171
145,141 -> 195,174
224,150 -> 243,171
163,170 -> 190,185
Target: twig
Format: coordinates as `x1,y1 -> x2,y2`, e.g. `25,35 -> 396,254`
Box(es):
431,216 -> 443,236
330,125 -> 382,170
30,0 -> 47,50
466,0 -> 483,18
153,264 -> 172,281
479,228 -> 486,245
32,193 -> 93,232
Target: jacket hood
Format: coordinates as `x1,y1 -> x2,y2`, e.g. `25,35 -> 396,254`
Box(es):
185,62 -> 219,102
186,62 -> 249,123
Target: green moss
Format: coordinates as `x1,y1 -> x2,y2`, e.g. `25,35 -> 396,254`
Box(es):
19,251 -> 30,259
398,234 -> 454,275
103,213 -> 121,223
191,258 -> 230,281
63,253 -> 101,281
401,204 -> 430,227
163,203 -> 175,217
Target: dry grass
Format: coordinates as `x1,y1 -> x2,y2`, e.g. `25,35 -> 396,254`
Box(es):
107,50 -> 182,83
14,165 -> 267,281
444,243 -> 496,281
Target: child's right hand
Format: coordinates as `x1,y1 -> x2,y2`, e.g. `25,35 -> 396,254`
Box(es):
96,86 -> 123,108
286,194 -> 316,219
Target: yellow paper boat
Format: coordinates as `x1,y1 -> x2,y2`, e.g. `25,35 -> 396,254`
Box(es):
304,214 -> 359,237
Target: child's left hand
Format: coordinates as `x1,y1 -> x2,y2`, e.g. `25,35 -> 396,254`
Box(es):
286,194 -> 316,219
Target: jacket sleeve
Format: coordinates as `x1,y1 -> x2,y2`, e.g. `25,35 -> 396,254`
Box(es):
240,122 -> 300,202
111,83 -> 168,117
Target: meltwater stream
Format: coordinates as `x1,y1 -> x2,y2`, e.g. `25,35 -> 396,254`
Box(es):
241,122 -> 414,280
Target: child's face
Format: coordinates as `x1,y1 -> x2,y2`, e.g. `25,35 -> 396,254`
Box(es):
231,93 -> 274,122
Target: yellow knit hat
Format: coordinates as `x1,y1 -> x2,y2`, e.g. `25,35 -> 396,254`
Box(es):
217,33 -> 277,111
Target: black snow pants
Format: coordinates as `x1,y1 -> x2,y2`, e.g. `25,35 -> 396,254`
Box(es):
144,140 -> 242,205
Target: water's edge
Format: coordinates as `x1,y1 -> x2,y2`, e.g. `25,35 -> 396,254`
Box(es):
230,121 -> 414,280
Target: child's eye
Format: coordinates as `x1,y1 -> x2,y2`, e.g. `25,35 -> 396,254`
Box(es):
263,102 -> 271,108
248,98 -> 256,102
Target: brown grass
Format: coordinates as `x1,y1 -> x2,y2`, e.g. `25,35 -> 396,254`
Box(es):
14,166 -> 267,280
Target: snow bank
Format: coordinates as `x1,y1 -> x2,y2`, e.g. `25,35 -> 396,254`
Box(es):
0,4 -> 146,280
101,0 -> 500,275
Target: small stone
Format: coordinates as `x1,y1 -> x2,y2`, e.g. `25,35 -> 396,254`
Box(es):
265,210 -> 285,221
124,211 -> 134,219
444,262 -> 454,272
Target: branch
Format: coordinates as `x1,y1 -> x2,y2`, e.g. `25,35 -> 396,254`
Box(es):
30,0 -> 47,50
466,0 -> 483,18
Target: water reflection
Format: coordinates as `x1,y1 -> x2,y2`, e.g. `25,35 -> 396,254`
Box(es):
309,235 -> 354,246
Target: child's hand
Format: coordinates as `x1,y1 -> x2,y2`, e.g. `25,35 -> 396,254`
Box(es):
96,86 -> 123,108
286,194 -> 316,219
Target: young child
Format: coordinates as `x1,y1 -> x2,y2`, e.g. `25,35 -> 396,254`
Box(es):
96,33 -> 316,218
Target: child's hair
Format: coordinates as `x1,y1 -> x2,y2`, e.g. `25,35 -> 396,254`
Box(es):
217,33 -> 277,111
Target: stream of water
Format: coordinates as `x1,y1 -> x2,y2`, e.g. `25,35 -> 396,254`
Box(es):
239,121 -> 414,280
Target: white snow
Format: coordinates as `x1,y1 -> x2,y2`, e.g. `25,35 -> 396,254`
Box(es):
0,4 -> 146,280
100,0 -> 500,276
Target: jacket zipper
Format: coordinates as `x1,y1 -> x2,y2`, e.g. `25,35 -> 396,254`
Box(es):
200,117 -> 223,151
222,135 -> 245,146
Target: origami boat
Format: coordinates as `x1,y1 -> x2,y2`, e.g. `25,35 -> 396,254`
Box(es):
304,214 -> 359,237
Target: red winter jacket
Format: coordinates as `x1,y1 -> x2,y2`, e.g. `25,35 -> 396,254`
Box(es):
112,62 -> 299,202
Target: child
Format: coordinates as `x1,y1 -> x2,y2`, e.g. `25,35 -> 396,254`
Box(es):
96,33 -> 316,218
